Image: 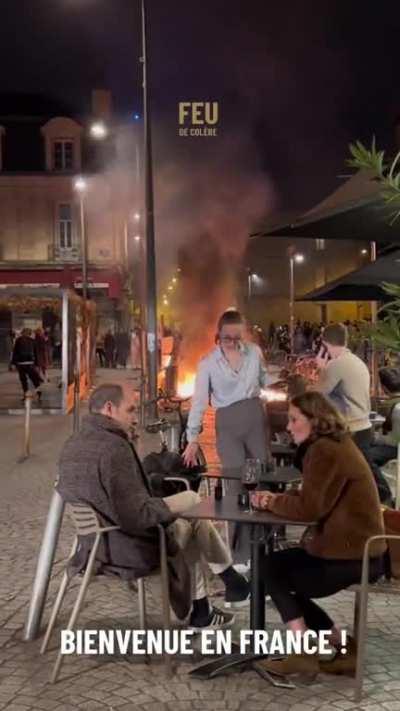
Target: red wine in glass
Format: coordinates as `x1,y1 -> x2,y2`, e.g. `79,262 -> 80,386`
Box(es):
242,458 -> 262,513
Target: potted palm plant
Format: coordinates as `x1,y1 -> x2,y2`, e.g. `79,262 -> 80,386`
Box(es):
348,142 -> 400,504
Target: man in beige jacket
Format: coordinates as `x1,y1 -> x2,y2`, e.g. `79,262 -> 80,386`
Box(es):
315,323 -> 392,504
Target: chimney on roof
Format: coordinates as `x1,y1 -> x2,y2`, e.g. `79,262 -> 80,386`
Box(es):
91,89 -> 112,120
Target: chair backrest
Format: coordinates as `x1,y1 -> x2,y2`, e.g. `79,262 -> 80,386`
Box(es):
67,503 -> 101,536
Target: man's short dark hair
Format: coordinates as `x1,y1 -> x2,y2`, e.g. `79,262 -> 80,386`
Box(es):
379,367 -> 400,394
323,323 -> 347,347
89,383 -> 124,413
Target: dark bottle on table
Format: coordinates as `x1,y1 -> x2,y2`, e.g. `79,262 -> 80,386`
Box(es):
214,480 -> 223,501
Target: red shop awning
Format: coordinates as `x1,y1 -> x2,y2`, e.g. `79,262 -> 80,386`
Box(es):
0,268 -> 123,298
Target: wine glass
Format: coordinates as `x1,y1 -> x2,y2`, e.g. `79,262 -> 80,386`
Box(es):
242,458 -> 262,513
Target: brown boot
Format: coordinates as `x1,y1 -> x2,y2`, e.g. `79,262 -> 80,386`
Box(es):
320,636 -> 357,676
257,652 -> 320,679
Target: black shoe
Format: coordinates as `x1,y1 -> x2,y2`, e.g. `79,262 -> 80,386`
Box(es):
225,577 -> 251,609
188,606 -> 235,633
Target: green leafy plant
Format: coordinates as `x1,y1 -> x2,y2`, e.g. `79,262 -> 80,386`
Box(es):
348,138 -> 400,224
360,283 -> 400,359
347,139 -> 400,360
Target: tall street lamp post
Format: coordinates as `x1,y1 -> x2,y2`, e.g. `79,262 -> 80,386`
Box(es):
74,176 -> 88,302
247,270 -> 253,300
288,248 -> 304,353
141,0 -> 158,419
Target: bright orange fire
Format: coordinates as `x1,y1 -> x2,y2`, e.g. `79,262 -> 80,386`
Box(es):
177,372 -> 196,398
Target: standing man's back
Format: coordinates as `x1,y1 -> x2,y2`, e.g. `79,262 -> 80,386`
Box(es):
317,346 -> 371,432
315,323 -> 392,504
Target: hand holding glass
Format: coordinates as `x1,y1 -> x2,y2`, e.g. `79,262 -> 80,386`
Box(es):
242,458 -> 262,513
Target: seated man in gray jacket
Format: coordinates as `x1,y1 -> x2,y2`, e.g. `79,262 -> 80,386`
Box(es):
57,382 -> 249,631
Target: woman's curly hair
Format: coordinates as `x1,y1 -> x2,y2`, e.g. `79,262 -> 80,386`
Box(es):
290,391 -> 348,441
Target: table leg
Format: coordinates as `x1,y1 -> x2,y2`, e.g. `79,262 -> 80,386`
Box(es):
250,525 -> 265,632
188,525 -> 295,688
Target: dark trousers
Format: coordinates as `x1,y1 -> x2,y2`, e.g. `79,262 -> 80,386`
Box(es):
104,351 -> 115,368
370,443 -> 397,467
352,428 -> 393,504
96,348 -> 105,367
17,364 -> 42,393
216,398 -> 268,563
263,547 -> 383,629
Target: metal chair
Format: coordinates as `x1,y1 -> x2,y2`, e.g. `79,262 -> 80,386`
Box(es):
382,445 -> 400,508
40,503 -> 172,683
351,533 -> 400,701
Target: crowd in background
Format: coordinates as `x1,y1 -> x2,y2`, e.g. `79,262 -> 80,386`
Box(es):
96,328 -> 142,370
252,319 -> 373,361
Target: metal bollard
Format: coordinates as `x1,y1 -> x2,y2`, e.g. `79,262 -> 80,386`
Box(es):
23,490 -> 65,641
23,393 -> 33,459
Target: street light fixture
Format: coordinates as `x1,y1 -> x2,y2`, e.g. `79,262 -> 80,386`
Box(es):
89,121 -> 108,139
134,234 -> 141,242
74,176 -> 87,193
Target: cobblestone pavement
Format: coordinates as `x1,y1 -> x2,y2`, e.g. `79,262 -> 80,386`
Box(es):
0,371 -> 400,710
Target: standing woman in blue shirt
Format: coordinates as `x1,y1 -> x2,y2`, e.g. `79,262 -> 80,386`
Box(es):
183,309 -> 276,563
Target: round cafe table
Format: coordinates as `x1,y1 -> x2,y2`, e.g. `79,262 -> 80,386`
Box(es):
182,495 -> 315,687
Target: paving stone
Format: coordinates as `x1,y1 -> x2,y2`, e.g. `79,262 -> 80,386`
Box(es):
103,696 -> 136,708
67,702 -> 108,711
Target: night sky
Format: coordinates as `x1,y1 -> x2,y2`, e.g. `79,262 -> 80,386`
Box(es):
2,0 -> 400,215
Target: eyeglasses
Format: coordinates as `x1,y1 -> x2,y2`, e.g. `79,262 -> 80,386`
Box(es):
220,336 -> 242,344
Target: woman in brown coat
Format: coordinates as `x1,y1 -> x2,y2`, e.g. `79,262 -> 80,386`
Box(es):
252,391 -> 386,677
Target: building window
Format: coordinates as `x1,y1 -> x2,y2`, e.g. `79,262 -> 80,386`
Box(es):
315,238 -> 325,251
58,204 -> 73,249
53,140 -> 74,170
